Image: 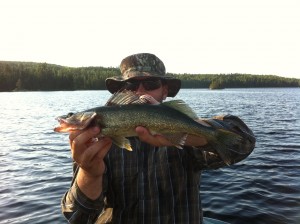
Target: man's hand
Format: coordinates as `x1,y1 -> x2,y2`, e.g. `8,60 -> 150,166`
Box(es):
135,126 -> 174,147
135,125 -> 208,148
69,127 -> 112,199
139,95 -> 160,105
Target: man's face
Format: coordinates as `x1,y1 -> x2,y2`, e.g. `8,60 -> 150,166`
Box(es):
122,78 -> 169,103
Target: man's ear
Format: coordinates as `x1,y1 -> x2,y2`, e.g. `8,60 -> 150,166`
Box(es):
162,85 -> 168,100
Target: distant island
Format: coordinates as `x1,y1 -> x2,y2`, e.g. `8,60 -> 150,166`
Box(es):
0,61 -> 299,92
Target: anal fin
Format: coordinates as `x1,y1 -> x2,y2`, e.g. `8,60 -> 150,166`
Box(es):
163,133 -> 188,149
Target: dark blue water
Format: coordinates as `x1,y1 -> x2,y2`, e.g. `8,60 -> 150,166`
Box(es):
0,88 -> 299,224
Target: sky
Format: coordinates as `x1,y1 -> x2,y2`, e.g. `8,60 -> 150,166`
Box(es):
0,0 -> 299,79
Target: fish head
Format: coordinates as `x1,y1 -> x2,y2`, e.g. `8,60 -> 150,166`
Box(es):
54,111 -> 97,132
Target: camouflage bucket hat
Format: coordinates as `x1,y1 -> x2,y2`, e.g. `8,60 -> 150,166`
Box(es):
105,53 -> 181,97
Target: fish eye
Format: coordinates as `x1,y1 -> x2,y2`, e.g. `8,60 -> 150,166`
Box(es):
67,112 -> 74,118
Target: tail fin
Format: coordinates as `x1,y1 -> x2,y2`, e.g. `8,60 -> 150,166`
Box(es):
210,129 -> 243,165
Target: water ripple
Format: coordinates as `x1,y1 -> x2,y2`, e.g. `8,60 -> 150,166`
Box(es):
1,89 -> 300,223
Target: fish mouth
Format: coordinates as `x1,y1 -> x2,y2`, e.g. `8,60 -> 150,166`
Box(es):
54,117 -> 79,132
54,112 -> 97,132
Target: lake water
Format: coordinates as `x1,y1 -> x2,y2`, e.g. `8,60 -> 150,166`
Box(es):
0,88 -> 299,224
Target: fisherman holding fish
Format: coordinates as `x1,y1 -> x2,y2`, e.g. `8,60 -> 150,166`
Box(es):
57,53 -> 256,223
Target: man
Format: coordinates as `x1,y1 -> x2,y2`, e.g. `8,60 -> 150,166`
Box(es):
61,53 -> 255,223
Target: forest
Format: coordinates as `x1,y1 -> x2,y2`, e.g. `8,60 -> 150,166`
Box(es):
0,61 -> 299,92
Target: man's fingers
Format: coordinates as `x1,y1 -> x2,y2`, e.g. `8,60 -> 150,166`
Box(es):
139,95 -> 160,105
135,126 -> 154,142
69,130 -> 84,145
80,137 -> 112,167
70,127 -> 100,146
70,127 -> 100,158
94,138 -> 112,161
135,126 -> 173,147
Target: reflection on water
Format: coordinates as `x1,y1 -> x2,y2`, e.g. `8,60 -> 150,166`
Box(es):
0,88 -> 299,224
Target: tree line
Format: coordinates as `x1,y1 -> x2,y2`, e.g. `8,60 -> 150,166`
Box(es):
0,61 -> 299,92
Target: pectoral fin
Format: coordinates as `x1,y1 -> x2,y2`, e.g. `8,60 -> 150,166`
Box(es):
111,136 -> 133,151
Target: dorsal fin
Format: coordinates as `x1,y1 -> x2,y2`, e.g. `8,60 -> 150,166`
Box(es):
105,90 -> 147,106
162,100 -> 198,120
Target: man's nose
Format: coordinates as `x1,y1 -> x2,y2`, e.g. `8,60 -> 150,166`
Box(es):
135,83 -> 145,94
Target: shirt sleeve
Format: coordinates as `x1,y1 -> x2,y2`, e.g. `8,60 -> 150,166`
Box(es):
186,114 -> 256,170
61,162 -> 106,224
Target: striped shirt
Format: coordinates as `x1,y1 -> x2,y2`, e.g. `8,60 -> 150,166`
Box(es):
61,115 -> 255,224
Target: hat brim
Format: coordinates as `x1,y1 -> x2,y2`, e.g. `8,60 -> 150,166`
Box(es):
105,73 -> 181,97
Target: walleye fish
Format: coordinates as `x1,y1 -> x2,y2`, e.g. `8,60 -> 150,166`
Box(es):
54,91 -> 242,165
